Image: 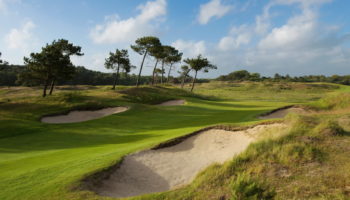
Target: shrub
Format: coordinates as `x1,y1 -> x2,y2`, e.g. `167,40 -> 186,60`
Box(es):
314,120 -> 346,137
314,93 -> 350,110
230,173 -> 275,200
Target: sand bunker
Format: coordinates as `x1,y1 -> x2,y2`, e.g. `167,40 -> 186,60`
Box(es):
259,107 -> 307,119
157,99 -> 185,106
41,107 -> 129,124
93,123 -> 286,198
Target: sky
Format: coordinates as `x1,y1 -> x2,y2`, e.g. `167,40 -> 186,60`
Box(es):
0,0 -> 350,78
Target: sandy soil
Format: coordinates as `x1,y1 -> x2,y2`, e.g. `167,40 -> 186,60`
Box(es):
41,107 -> 129,124
94,123 -> 286,198
259,107 -> 307,119
157,99 -> 185,106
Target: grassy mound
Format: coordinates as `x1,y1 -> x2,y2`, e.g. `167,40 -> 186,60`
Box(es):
119,86 -> 206,104
138,93 -> 350,200
192,81 -> 340,102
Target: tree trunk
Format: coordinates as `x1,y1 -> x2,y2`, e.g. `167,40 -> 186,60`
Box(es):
167,63 -> 173,83
136,50 -> 148,87
125,73 -> 129,81
112,64 -> 120,90
43,78 -> 49,97
151,59 -> 159,85
112,73 -> 117,90
161,60 -> 164,84
49,78 -> 56,95
181,75 -> 186,89
191,71 -> 198,92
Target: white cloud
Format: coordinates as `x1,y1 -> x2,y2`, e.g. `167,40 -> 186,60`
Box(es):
254,0 -> 333,35
210,0 -> 350,77
5,20 -> 36,50
272,0 -> 332,8
90,0 -> 166,44
218,25 -> 251,51
172,39 -> 207,59
197,0 -> 232,25
258,9 -> 316,50
71,53 -> 107,72
0,0 -> 20,14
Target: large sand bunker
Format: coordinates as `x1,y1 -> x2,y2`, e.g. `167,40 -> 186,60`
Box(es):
41,107 -> 129,124
259,106 -> 307,119
157,99 -> 185,106
92,123 -> 286,198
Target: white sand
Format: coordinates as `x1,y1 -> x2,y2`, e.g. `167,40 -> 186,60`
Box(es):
259,107 -> 307,119
41,107 -> 129,124
95,123 -> 286,198
157,100 -> 185,106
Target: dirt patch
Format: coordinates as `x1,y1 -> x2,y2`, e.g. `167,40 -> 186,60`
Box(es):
157,99 -> 185,106
89,123 -> 286,198
259,106 -> 308,119
41,107 -> 129,124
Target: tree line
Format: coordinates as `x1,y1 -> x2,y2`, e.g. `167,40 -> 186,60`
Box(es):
0,64 -> 210,86
217,70 -> 350,85
0,36 -> 217,97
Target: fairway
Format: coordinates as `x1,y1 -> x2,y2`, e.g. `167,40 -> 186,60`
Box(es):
0,82 -> 343,200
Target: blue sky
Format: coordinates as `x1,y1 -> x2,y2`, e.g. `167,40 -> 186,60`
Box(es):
0,0 -> 350,78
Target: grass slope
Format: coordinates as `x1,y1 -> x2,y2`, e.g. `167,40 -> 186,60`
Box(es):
0,82 -> 345,200
143,95 -> 350,200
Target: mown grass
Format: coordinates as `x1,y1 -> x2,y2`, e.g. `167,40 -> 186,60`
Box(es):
0,82 -> 347,200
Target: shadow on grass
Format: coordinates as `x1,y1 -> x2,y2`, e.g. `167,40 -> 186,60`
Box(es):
0,92 -> 282,153
0,105 -> 273,153
0,131 -> 155,153
194,99 -> 276,108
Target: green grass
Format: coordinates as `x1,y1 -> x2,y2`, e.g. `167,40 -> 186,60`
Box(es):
190,81 -> 340,102
0,82 -> 348,200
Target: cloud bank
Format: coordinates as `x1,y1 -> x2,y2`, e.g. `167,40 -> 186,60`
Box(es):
197,0 -> 232,25
178,0 -> 350,77
90,0 -> 167,44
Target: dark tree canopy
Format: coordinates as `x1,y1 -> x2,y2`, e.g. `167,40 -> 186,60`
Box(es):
131,36 -> 161,55
164,46 -> 182,65
164,46 -> 182,83
131,36 -> 161,87
122,61 -> 136,75
184,55 -> 217,91
184,55 -> 217,73
105,49 -> 130,89
0,52 -> 8,67
105,49 -> 129,71
178,65 -> 191,88
23,39 -> 83,97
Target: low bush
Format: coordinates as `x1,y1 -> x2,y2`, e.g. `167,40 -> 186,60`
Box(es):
230,173 -> 275,200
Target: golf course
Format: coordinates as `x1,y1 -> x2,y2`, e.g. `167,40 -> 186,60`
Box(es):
1,82 -> 350,200
1,0 -> 350,199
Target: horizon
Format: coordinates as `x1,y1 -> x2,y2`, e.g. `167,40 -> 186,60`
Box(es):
1,0 -> 350,78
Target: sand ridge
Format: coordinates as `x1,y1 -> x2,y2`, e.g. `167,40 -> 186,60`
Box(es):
41,107 -> 129,124
93,123 -> 287,198
157,99 -> 185,106
259,107 -> 307,119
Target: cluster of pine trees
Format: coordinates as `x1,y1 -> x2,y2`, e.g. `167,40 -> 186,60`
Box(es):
0,36 -> 217,97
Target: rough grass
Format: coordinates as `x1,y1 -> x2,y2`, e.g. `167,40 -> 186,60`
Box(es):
0,82 -> 348,200
189,81 -> 340,102
137,113 -> 350,200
